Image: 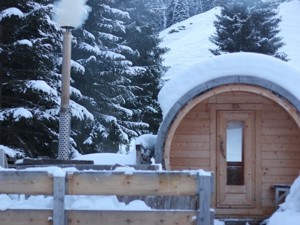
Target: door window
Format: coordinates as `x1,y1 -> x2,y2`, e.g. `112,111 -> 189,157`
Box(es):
226,121 -> 244,185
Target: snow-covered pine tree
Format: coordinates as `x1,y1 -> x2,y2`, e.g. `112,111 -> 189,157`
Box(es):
166,0 -> 190,27
116,0 -> 166,32
173,0 -> 190,24
0,1 -> 94,158
0,0 -> 62,157
201,0 -> 215,12
210,0 -> 287,60
116,0 -> 168,134
189,0 -> 203,16
71,0 -> 150,153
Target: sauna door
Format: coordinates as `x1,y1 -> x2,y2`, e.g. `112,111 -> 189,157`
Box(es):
217,111 -> 255,208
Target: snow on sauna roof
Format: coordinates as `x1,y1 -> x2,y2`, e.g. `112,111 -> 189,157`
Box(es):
158,52 -> 300,118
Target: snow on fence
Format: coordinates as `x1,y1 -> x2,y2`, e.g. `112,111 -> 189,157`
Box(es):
0,170 -> 214,225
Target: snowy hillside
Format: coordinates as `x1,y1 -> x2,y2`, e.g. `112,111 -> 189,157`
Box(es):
160,0 -> 300,79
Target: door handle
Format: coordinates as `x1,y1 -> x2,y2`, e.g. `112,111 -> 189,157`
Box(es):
220,140 -> 226,158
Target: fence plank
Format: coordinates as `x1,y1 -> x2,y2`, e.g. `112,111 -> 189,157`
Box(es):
67,171 -> 197,196
67,210 -> 196,225
0,171 -> 52,194
0,210 -> 52,225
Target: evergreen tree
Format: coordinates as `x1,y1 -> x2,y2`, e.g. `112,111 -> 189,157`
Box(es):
0,1 -> 93,158
189,0 -> 203,16
201,0 -> 215,12
71,0 -> 151,153
116,0 -> 168,134
0,0 -> 61,157
127,0 -> 166,32
0,0 -> 167,158
210,0 -> 287,60
166,0 -> 190,27
172,0 -> 190,24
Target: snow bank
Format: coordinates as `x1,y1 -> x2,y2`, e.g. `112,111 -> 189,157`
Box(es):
135,134 -> 157,150
267,176 -> 300,225
0,145 -> 24,158
74,152 -> 136,165
158,52 -> 300,118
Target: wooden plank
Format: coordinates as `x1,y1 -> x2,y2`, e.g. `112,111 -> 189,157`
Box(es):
171,142 -> 210,151
0,210 -> 52,225
171,165 -> 210,171
261,167 -> 300,176
262,135 -> 300,144
67,210 -> 196,225
209,103 -> 263,111
0,171 -> 53,194
170,158 -> 210,167
179,118 -> 210,127
171,150 -> 210,158
262,127 -> 300,136
185,112 -> 209,119
215,208 -> 264,216
262,175 -> 297,183
215,91 -> 257,97
261,199 -> 276,207
262,119 -> 296,128
67,171 -> 197,196
209,108 -> 217,206
261,191 -> 274,201
191,103 -> 209,112
255,110 -> 263,210
173,135 -> 210,143
261,112 -> 289,120
262,104 -> 285,112
261,143 -> 300,152
261,151 -> 300,160
175,126 -> 210,135
262,159 -> 300,168
212,96 -> 270,104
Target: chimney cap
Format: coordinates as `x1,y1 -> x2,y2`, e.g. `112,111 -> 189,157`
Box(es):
61,26 -> 75,31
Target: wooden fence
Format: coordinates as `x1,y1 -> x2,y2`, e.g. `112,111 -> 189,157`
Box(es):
0,170 -> 214,225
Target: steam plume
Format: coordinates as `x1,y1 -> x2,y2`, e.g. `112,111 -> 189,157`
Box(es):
53,0 -> 91,29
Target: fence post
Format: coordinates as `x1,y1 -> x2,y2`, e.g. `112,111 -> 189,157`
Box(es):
0,148 -> 8,168
136,144 -> 142,165
197,173 -> 212,225
53,175 -> 66,225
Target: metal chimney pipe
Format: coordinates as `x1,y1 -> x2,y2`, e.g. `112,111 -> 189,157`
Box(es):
58,26 -> 74,160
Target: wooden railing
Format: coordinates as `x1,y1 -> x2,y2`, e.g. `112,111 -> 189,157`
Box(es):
0,170 -> 214,225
